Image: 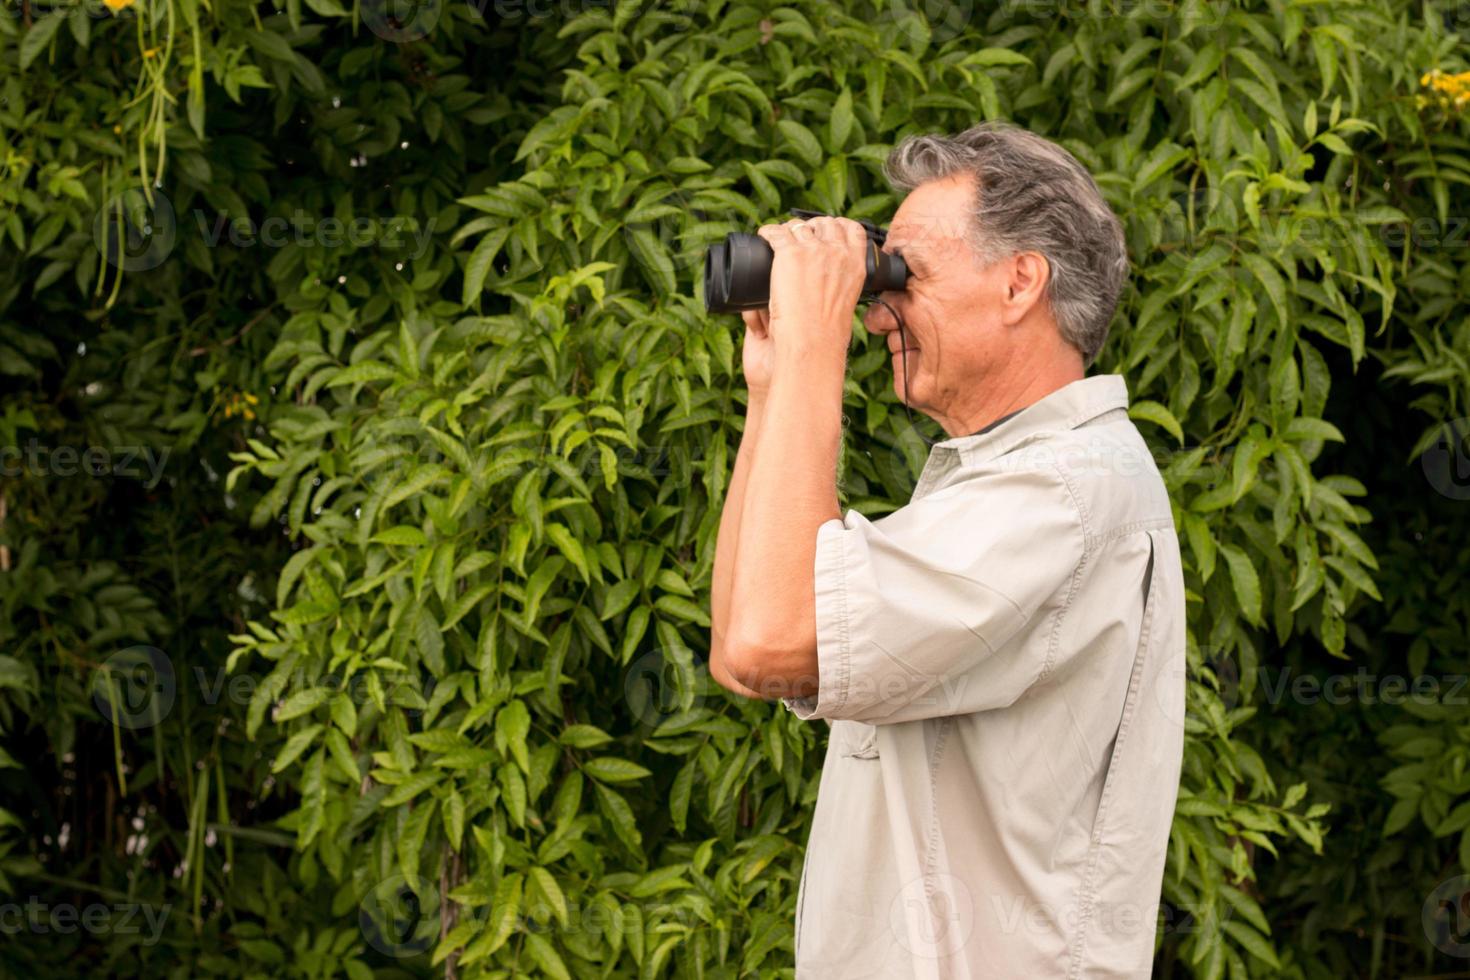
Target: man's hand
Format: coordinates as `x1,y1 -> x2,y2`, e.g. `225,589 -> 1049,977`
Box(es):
755,216 -> 869,359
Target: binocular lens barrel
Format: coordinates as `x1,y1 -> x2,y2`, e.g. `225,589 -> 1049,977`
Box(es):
703,232 -> 908,314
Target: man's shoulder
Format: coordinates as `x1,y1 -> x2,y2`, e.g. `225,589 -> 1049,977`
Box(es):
939,414 -> 1174,540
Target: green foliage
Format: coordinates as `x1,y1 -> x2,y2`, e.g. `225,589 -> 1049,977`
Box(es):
1,0 -> 1468,977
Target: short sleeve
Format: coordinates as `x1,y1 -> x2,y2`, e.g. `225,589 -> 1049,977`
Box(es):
782,464 -> 1085,725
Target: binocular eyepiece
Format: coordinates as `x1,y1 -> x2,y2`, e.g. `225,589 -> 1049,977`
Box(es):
703,209 -> 909,313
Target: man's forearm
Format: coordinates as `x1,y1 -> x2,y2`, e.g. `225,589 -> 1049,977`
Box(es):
709,390 -> 768,697
728,345 -> 845,695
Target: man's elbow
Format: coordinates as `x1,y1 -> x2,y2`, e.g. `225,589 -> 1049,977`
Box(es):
724,624 -> 819,700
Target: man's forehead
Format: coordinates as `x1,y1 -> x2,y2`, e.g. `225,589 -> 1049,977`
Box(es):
886,175 -> 976,245
886,208 -> 969,249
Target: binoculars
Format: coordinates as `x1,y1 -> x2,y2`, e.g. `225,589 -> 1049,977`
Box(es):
702,209 -> 910,313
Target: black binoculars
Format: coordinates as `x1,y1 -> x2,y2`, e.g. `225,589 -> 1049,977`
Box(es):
702,209 -> 910,313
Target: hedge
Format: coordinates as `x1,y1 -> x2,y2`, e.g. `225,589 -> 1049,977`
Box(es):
1,0 -> 1468,977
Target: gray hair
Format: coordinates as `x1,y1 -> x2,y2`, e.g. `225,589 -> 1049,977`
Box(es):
883,122 -> 1128,365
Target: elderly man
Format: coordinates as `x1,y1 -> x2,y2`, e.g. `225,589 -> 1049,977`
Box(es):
708,122 -> 1185,979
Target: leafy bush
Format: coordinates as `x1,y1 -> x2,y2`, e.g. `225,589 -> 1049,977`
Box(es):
1,0 -> 1468,977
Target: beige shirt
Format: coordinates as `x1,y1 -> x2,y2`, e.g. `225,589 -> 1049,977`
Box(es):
783,375 -> 1184,979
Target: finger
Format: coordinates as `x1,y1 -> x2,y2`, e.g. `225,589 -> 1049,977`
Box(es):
756,223 -> 796,248
836,217 -> 869,246
789,217 -> 833,242
801,216 -> 844,241
741,309 -> 769,336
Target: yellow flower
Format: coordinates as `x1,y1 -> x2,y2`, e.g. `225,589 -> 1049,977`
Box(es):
102,0 -> 135,11
1420,68 -> 1470,113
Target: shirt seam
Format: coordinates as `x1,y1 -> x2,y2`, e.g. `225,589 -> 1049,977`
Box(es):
823,520 -> 853,718
920,715 -> 954,946
1084,517 -> 1175,551
1037,461 -> 1092,685
1068,532 -> 1162,980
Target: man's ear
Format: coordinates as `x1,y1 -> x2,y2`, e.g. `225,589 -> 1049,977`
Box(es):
1000,251 -> 1051,327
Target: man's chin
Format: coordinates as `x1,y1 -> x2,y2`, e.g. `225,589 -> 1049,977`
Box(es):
891,375 -> 924,407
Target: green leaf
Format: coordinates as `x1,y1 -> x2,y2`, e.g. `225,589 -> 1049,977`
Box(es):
777,119 -> 823,168
275,687 -> 331,722
1220,545 -> 1263,626
20,13 -> 68,71
270,725 -> 323,773
522,933 -> 570,980
381,771 -> 444,807
371,525 -> 428,547
1129,400 -> 1184,444
583,757 -> 653,783
828,89 -> 854,151
462,228 -> 511,305
559,724 -> 612,748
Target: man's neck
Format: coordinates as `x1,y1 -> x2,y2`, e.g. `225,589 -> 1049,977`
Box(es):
939,359 -> 1085,437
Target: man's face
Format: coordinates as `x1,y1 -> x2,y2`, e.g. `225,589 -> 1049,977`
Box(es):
865,174 -> 1012,425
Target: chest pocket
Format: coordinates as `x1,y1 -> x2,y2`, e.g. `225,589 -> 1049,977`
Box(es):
832,719 -> 880,760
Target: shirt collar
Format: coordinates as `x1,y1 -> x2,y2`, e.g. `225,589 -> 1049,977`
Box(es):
910,376 -> 1131,499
